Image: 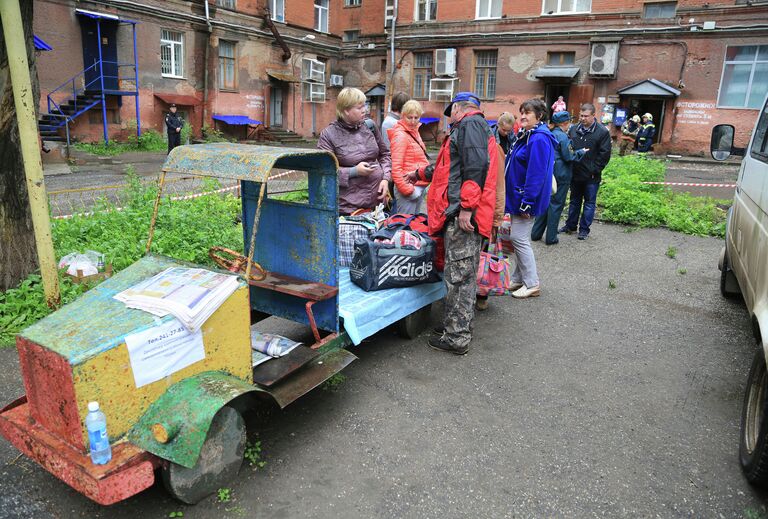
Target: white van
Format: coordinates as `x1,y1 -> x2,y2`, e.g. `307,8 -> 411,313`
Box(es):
711,96 -> 768,484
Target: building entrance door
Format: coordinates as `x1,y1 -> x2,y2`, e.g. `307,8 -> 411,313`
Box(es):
545,84 -> 571,116
270,87 -> 284,127
79,18 -> 119,91
627,98 -> 665,143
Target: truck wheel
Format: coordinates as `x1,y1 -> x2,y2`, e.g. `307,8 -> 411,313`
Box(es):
162,406 -> 246,504
720,251 -> 741,299
740,348 -> 768,484
396,304 -> 432,340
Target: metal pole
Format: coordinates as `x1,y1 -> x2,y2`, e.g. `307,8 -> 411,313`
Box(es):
132,23 -> 140,137
96,20 -> 109,144
65,119 -> 71,160
0,0 -> 60,306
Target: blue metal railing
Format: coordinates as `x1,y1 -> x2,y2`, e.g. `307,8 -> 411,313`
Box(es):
45,60 -> 138,128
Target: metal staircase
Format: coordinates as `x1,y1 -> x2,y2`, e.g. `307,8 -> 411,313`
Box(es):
39,59 -> 139,145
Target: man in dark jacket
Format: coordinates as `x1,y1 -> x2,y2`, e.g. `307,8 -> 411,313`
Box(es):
408,92 -> 498,355
165,104 -> 183,154
560,103 -> 612,240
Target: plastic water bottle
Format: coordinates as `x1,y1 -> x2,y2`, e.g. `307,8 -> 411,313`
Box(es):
86,402 -> 112,465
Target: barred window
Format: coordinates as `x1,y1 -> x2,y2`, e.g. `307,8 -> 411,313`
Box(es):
160,30 -> 184,78
474,50 -> 497,100
216,0 -> 236,9
413,52 -> 433,99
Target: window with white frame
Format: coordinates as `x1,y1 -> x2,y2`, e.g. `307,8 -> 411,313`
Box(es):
218,40 -> 236,90
160,29 -> 184,78
476,0 -> 501,19
413,52 -> 433,99
718,45 -> 768,109
474,50 -> 497,99
343,30 -> 360,42
416,0 -> 437,21
302,82 -> 326,103
542,0 -> 591,15
216,0 -> 236,9
385,0 -> 395,27
271,0 -> 285,22
345,0 -> 361,5
315,0 -> 329,33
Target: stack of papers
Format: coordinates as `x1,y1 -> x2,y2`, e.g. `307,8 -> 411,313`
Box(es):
114,267 -> 240,332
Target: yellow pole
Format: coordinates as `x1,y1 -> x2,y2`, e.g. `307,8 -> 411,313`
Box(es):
0,0 -> 60,306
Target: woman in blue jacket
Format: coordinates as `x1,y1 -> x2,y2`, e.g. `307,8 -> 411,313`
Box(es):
531,110 -> 585,245
505,98 -> 556,299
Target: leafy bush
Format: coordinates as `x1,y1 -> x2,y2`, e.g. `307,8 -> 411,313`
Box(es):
597,155 -> 728,237
0,174 -> 244,347
202,124 -> 231,143
74,121 -> 167,156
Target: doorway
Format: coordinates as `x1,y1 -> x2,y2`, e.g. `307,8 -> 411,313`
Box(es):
545,83 -> 570,117
626,98 -> 665,143
79,18 -> 119,91
270,86 -> 285,127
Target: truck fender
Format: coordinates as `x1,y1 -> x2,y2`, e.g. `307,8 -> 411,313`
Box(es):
127,371 -> 270,469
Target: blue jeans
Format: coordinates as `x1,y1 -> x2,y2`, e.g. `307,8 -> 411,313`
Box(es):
565,180 -> 600,235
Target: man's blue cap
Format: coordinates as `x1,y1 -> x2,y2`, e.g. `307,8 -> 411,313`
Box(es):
551,111 -> 571,124
444,92 -> 481,117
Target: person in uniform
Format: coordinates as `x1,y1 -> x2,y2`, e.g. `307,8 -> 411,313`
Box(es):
165,104 -> 183,154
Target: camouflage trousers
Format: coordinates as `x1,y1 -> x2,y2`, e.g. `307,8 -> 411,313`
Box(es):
442,219 -> 482,348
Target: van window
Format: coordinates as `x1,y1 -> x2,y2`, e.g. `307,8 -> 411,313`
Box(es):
751,100 -> 768,163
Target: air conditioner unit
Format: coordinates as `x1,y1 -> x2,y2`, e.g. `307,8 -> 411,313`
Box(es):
302,82 -> 326,103
589,42 -> 619,78
429,77 -> 458,102
434,48 -> 457,77
301,58 -> 326,83
329,74 -> 344,87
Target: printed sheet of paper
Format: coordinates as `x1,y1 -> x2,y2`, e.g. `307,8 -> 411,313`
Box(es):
124,318 -> 205,388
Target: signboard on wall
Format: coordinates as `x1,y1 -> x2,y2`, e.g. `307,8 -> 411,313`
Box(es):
675,102 -> 715,126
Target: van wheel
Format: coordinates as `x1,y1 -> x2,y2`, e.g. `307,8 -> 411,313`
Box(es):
396,304 -> 432,339
740,348 -> 768,484
720,251 -> 741,299
162,406 -> 246,504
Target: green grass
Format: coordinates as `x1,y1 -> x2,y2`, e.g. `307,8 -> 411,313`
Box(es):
598,155 -> 729,238
75,126 -> 167,156
0,174 -> 243,347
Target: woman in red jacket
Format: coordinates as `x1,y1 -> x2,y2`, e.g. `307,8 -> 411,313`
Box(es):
387,100 -> 431,214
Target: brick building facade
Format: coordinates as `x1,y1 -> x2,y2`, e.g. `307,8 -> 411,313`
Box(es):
34,0 -> 768,154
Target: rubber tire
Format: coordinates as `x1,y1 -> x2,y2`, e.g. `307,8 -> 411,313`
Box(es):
720,250 -> 742,299
396,304 -> 432,340
740,348 -> 768,485
162,406 -> 246,504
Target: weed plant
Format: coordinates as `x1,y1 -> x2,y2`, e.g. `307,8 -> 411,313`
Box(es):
598,155 -> 728,237
75,127 -> 167,156
0,174 -> 243,347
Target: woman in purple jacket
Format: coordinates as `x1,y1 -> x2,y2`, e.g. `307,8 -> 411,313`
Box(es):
317,88 -> 392,215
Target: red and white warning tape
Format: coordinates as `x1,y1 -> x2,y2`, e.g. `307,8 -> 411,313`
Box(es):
53,170 -> 300,220
643,181 -> 736,188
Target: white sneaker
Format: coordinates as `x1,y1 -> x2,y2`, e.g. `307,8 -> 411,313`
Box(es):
511,284 -> 540,299
509,282 -> 524,292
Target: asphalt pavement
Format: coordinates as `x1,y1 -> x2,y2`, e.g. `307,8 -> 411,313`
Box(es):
0,222 -> 765,518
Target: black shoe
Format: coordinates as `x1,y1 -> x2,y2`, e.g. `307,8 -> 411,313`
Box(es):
428,336 -> 469,355
558,226 -> 575,234
531,235 -> 542,242
577,233 -> 588,240
545,239 -> 559,245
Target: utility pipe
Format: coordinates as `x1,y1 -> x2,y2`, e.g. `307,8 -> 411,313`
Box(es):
203,0 -> 212,133
0,0 -> 60,306
385,0 -> 398,115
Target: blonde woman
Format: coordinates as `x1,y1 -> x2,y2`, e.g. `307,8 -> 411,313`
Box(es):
317,87 -> 391,215
387,100 -> 430,214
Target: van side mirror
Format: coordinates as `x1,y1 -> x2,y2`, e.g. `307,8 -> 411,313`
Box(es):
710,124 -> 744,161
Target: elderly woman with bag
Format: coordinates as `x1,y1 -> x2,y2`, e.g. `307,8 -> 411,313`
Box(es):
317,87 -> 392,215
387,100 -> 431,214
505,98 -> 556,299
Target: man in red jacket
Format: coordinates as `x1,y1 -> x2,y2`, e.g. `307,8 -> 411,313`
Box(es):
408,92 -> 498,355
